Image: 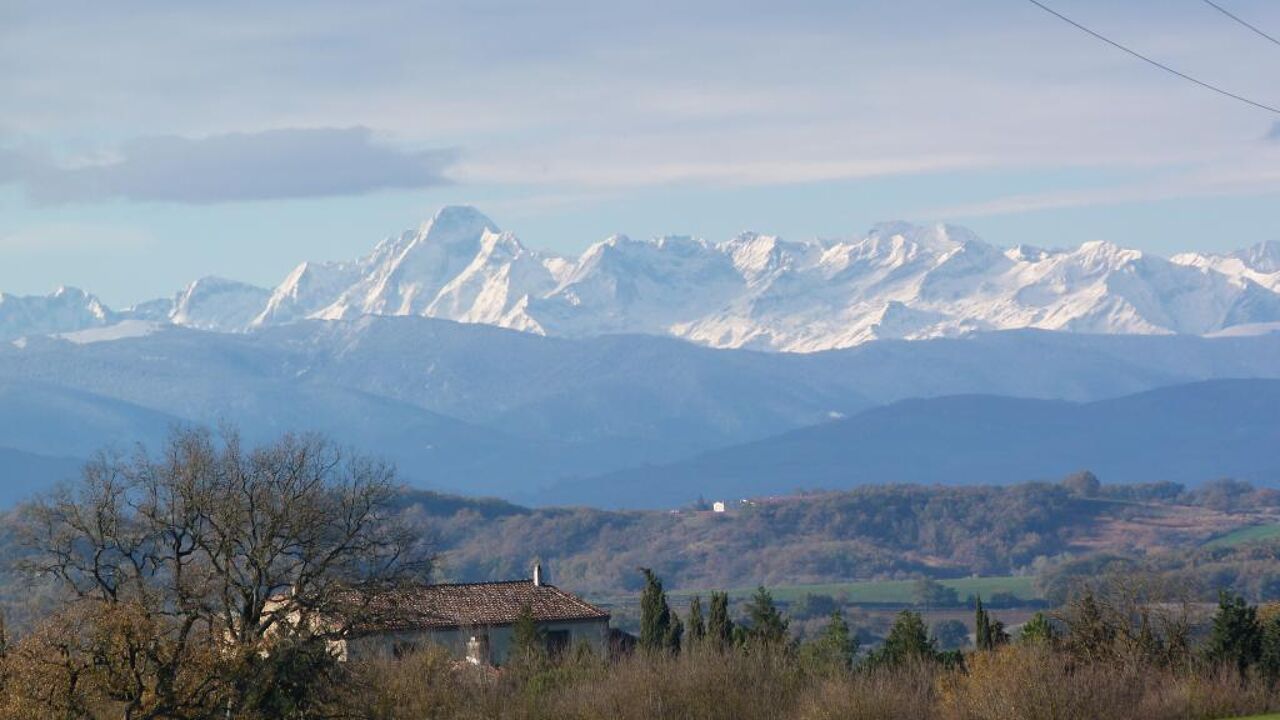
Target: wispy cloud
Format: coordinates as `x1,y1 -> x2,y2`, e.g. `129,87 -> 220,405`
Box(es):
928,157 -> 1280,218
4,127 -> 456,205
0,222 -> 154,253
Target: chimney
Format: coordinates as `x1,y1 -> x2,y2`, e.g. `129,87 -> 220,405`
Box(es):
533,562 -> 543,587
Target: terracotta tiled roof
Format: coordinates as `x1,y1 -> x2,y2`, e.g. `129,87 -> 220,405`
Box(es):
353,580 -> 609,631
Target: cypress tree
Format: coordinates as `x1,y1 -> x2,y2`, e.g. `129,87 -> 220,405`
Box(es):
638,568 -> 679,653
973,595 -> 1009,651
664,611 -> 684,654
745,585 -> 789,646
707,591 -> 735,650
975,595 -> 992,651
687,595 -> 706,645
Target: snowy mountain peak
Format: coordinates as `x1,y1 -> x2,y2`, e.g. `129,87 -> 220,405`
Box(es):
170,276 -> 271,332
1234,240 -> 1280,273
1074,239 -> 1142,269
417,205 -> 500,245
0,286 -> 115,340
6,208 -> 1280,351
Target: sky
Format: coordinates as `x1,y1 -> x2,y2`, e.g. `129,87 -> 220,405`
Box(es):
3,0 -> 1280,306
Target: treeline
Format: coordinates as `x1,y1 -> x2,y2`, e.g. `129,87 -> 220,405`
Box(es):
1038,539 -> 1280,607
338,569 -> 1280,720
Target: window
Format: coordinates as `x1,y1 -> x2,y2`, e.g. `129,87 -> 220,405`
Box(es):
545,629 -> 570,656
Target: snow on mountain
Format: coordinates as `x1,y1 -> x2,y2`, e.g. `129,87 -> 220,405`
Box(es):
254,260 -> 364,326
1172,240 -> 1280,292
0,287 -> 114,341
7,207 -> 1280,351
310,206 -> 502,321
166,276 -> 272,331
56,319 -> 161,345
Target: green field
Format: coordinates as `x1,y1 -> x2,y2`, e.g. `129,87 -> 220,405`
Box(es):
595,575 -> 1038,607
1203,523 -> 1280,549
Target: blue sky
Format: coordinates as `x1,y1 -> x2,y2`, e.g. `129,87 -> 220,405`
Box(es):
3,0 -> 1280,306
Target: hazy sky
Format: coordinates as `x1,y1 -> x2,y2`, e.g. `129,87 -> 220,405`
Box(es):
4,0 -> 1280,306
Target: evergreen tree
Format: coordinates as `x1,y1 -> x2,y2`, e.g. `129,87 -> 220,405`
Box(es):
1206,590 -> 1262,677
1260,613 -> 1280,685
975,595 -> 992,651
874,610 -> 937,666
1019,612 -> 1058,645
638,568 -> 679,653
744,585 -> 789,645
974,595 -> 1008,651
802,609 -> 857,671
707,591 -> 735,650
687,595 -> 706,645
664,611 -> 684,654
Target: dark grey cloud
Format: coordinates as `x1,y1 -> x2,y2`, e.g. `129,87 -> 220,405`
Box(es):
8,127 -> 456,204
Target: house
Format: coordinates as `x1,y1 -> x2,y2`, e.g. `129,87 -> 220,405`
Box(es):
334,565 -> 611,666
712,501 -> 726,513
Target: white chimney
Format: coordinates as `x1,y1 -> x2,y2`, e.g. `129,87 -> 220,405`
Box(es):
533,562 -> 543,587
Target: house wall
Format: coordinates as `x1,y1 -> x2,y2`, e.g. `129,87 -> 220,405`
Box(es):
342,617 -> 610,666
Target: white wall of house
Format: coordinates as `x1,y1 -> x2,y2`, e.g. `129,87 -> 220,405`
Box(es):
341,617 -> 610,666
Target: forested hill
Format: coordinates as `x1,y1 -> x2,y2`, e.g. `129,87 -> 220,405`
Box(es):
393,477 -> 1280,597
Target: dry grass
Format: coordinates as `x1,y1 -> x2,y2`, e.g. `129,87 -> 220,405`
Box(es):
342,644 -> 1280,720
940,644 -> 1275,720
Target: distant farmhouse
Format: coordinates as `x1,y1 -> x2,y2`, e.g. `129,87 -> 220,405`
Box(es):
331,565 -> 611,666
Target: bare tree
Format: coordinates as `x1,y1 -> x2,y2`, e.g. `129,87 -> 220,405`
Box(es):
17,427 -> 434,719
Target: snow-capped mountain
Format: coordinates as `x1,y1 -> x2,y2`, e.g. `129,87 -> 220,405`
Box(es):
240,207 -> 1280,351
1172,241 -> 1280,292
0,279 -> 271,343
7,207 -> 1280,351
166,277 -> 273,332
0,286 -> 115,341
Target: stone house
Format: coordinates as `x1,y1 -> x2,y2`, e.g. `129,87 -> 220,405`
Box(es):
335,566 -> 611,666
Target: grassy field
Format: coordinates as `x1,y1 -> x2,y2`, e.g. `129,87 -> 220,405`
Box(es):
1203,523 -> 1280,549
594,575 -> 1038,607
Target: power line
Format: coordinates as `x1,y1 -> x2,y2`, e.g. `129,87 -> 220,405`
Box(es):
1022,0 -> 1280,115
1200,0 -> 1280,49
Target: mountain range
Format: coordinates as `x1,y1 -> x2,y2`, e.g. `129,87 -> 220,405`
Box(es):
576,379 -> 1280,508
2,207 -> 1279,507
4,206 -> 1280,352
1,315 -> 1278,506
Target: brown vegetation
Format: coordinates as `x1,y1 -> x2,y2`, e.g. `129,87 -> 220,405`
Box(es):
316,642 -> 1279,720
